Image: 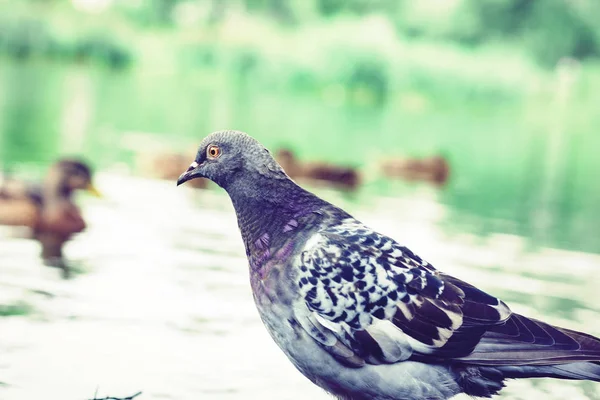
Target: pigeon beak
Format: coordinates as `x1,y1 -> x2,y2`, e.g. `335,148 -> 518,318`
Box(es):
177,161 -> 202,186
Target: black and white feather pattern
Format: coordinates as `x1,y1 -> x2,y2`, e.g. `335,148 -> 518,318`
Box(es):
294,217 -> 600,370
298,219 -> 448,328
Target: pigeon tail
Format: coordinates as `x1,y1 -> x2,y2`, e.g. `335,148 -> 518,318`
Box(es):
455,362 -> 600,398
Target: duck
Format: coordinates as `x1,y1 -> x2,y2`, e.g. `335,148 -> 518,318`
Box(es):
0,159 -> 100,274
275,148 -> 361,191
380,154 -> 450,186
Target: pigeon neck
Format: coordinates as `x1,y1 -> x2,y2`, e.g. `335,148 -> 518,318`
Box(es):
226,174 -> 326,257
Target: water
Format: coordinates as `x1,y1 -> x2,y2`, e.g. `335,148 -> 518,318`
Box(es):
1,58 -> 600,399
1,173 -> 600,400
1,58 -> 599,255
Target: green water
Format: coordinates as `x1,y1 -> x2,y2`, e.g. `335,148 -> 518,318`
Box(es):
1,57 -> 599,255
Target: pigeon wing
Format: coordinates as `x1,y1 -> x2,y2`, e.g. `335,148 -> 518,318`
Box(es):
294,219 -> 600,367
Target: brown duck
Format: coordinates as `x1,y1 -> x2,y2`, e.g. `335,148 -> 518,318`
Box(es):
275,148 -> 361,191
0,159 -> 100,272
380,155 -> 450,186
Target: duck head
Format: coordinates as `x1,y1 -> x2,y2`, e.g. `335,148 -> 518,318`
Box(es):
47,159 -> 101,198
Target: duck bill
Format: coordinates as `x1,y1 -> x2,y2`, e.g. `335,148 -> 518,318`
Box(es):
86,183 -> 102,197
177,161 -> 202,186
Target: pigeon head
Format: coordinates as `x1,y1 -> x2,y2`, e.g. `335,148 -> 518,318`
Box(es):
177,130 -> 344,270
177,130 -> 287,190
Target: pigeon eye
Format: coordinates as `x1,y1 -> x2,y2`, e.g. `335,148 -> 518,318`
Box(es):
207,145 -> 221,159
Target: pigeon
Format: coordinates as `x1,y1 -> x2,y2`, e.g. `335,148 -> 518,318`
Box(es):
177,130 -> 600,400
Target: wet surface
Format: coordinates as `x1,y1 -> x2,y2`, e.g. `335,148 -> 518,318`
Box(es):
1,173 -> 600,400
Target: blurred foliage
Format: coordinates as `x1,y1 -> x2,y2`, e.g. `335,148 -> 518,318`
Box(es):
1,0 -> 599,69
0,15 -> 132,69
124,0 -> 600,67
0,0 -> 597,130
0,0 -> 598,108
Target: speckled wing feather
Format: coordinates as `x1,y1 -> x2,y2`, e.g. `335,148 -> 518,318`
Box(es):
295,219 -> 600,368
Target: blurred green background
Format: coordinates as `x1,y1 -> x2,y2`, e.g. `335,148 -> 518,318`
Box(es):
2,2 -> 600,399
1,0 -> 599,254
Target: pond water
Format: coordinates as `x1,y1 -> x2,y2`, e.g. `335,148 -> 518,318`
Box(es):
1,58 -> 599,256
1,173 -> 600,400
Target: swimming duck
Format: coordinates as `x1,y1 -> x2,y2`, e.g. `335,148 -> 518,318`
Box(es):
0,159 -> 100,273
275,148 -> 361,191
380,155 -> 450,186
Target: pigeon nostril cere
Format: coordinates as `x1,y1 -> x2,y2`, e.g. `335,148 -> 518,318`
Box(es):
186,161 -> 199,172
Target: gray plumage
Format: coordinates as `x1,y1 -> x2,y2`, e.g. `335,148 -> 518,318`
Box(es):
177,130 -> 600,400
